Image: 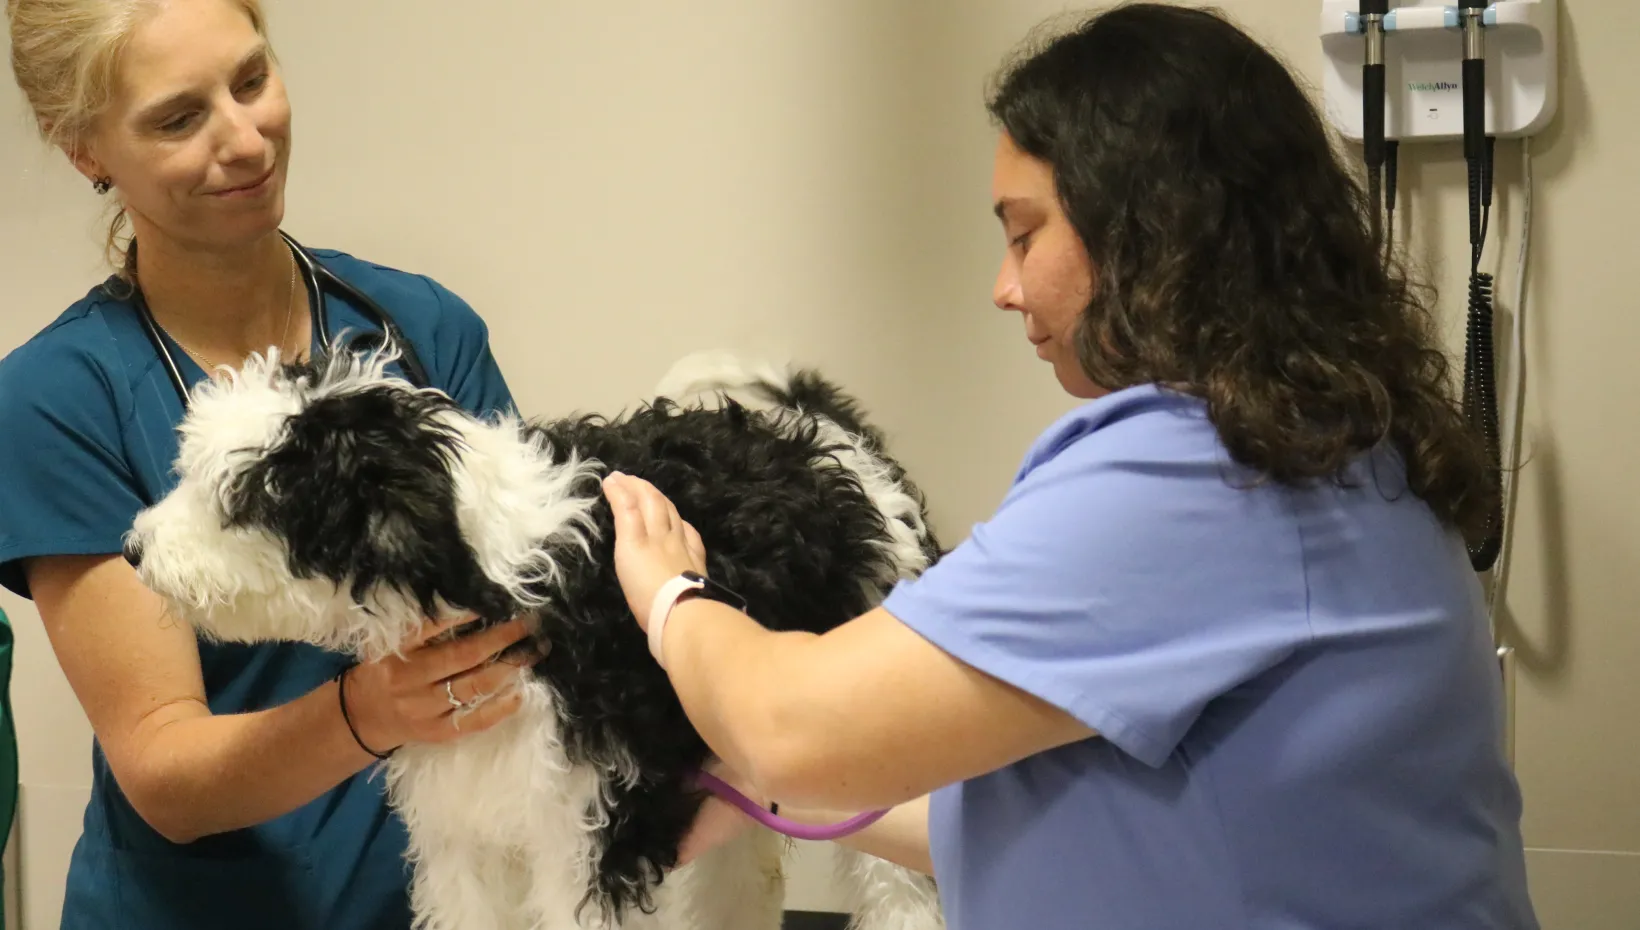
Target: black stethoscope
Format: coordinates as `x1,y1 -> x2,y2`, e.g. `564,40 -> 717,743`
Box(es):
134,230 -> 431,408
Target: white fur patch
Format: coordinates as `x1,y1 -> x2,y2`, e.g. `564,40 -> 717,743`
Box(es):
446,412 -> 603,610
653,349 -> 792,411
387,675 -> 800,930
387,676 -> 612,930
834,846 -> 946,930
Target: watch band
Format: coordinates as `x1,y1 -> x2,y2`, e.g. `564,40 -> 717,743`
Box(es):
647,574 -> 705,668
645,570 -> 749,668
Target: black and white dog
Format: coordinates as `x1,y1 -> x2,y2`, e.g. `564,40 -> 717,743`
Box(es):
123,342 -> 945,930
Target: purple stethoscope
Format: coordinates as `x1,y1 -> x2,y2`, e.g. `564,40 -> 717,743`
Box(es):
655,572 -> 890,841
693,770 -> 888,841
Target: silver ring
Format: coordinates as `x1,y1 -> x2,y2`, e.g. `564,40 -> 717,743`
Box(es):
445,680 -> 465,709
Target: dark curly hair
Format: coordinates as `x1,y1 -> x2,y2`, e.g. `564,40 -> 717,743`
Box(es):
986,1 -> 1498,546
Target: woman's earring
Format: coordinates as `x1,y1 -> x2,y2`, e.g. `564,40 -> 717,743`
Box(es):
92,176 -> 111,195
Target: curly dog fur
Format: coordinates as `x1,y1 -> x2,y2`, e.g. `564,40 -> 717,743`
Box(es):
123,343 -> 945,930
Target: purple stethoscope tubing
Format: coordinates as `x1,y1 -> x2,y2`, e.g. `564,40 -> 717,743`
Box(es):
693,770 -> 888,842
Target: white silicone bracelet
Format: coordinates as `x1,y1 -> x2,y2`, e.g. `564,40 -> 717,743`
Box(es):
647,574 -> 705,668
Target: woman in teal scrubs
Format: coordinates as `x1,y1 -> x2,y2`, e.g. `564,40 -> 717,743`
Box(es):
0,1 -> 542,926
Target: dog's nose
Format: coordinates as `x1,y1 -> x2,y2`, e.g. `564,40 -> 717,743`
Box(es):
122,537 -> 143,570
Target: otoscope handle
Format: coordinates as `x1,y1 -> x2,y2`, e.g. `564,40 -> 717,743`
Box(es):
1462,57 -> 1486,164
1459,3 -> 1487,165
1363,63 -> 1386,167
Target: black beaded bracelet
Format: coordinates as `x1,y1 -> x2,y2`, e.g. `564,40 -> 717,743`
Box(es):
334,665 -> 395,761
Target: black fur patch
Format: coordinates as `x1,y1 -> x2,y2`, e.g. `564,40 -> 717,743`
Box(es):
748,370 -> 943,570
526,399 -> 922,918
223,382 -> 518,623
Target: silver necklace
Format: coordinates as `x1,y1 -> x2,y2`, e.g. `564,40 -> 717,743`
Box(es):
172,248 -> 299,373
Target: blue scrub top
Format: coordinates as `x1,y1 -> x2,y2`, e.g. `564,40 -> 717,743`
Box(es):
0,247 -> 517,929
882,385 -> 1539,929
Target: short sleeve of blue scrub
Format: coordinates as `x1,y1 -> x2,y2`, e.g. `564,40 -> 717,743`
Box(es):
0,248 -> 515,930
880,384 -> 1538,930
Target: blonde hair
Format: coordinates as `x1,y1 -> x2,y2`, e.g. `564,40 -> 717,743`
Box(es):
6,0 -> 270,285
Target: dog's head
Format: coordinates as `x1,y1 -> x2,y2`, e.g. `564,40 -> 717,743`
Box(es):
126,345 -> 600,659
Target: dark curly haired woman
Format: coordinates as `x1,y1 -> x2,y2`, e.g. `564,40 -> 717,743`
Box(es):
599,3 -> 1541,927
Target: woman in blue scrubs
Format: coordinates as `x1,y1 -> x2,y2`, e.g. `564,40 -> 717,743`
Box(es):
598,5 -> 1541,929
1,1 -> 537,926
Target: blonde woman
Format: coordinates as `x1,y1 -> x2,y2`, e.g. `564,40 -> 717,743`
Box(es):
1,0 -> 543,925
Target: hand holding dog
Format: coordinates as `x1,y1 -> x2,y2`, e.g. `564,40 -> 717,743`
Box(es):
602,471 -> 708,633
340,615 -> 539,757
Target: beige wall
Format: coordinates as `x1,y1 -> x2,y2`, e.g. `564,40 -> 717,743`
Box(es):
1,1 -> 1632,927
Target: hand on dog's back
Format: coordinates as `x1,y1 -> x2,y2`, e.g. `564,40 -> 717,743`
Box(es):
601,470 -> 710,635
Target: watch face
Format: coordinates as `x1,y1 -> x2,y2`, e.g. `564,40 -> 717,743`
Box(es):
681,571 -> 747,611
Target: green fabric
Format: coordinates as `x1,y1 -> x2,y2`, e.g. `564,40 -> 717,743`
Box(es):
0,606 -> 13,930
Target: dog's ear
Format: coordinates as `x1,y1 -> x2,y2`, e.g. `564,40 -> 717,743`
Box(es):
226,385 -> 516,619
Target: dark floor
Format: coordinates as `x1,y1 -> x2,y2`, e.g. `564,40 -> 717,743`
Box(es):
782,911 -> 848,930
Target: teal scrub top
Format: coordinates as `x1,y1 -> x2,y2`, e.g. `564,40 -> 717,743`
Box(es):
0,248 -> 517,929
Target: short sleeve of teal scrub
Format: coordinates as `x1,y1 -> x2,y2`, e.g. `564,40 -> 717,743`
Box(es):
0,249 -> 516,930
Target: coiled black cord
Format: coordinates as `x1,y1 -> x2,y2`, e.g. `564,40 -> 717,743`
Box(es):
1463,136 -> 1503,572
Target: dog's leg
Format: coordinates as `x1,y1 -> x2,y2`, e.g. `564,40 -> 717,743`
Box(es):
571,779 -> 792,930
578,771 -> 704,922
513,789 -> 628,930
658,827 -> 787,930
517,839 -> 613,930
405,834 -> 531,930
389,749 -> 531,930
509,768 -> 689,930
390,678 -> 598,930
831,846 -> 944,930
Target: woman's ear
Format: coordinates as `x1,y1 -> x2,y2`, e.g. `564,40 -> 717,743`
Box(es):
58,136 -> 107,188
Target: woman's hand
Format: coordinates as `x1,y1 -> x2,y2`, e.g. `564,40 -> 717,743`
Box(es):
340,614 -> 542,756
602,471 -> 708,632
601,472 -> 754,866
